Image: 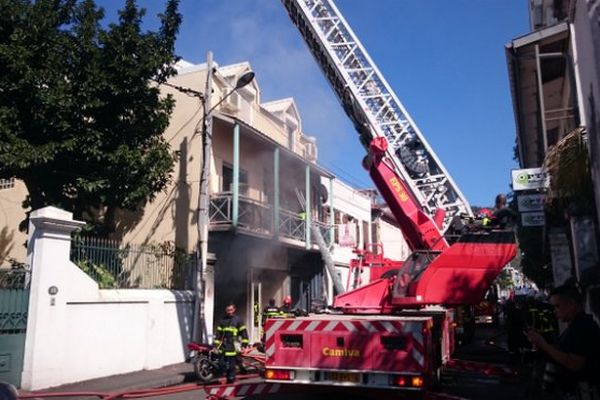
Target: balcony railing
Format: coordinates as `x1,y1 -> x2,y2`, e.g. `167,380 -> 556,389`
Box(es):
278,208 -> 305,242
209,193 -> 332,246
209,193 -> 273,234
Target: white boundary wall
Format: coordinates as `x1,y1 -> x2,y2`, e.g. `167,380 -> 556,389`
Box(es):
21,207 -> 194,390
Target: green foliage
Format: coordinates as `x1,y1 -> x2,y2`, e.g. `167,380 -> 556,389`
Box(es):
76,259 -> 117,288
0,0 -> 182,234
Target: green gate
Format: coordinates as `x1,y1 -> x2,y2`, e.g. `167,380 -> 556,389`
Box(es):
0,269 -> 30,387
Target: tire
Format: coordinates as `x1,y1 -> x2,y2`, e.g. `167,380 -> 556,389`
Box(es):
194,356 -> 215,383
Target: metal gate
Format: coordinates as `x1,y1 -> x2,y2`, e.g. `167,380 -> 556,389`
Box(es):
0,268 -> 30,387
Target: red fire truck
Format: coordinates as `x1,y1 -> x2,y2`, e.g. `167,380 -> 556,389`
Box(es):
263,0 -> 517,398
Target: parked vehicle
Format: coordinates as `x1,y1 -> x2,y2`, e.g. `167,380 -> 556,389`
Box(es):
187,342 -> 263,383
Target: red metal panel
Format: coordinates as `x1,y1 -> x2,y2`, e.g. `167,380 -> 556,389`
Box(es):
309,330 -> 374,370
267,317 -> 431,375
370,320 -> 427,373
407,237 -> 516,305
265,319 -> 312,368
333,277 -> 391,312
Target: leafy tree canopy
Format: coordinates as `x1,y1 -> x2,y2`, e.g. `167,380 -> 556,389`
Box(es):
0,0 -> 181,234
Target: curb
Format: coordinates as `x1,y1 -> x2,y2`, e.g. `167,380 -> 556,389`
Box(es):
17,363 -> 193,399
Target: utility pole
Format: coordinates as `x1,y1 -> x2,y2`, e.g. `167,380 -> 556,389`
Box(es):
193,51 -> 213,344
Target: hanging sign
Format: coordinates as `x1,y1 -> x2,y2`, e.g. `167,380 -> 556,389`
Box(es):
521,211 -> 545,227
511,168 -> 550,191
517,194 -> 545,212
548,230 -> 573,287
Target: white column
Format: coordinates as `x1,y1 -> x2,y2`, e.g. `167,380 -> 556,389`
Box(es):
21,207 -> 85,390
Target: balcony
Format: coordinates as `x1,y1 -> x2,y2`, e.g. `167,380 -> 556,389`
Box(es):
209,192 -> 331,247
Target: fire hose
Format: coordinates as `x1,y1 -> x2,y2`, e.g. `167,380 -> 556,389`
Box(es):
16,348 -> 265,399
17,374 -> 262,400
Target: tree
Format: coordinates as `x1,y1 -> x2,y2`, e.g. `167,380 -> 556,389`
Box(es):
0,0 -> 181,234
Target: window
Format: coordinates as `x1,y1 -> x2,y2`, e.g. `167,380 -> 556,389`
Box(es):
362,220 -> 369,250
222,163 -> 249,195
0,177 -> 15,190
287,124 -> 295,151
334,210 -> 341,243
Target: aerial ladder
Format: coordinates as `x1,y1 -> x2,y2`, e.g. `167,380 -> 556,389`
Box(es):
281,0 -> 473,253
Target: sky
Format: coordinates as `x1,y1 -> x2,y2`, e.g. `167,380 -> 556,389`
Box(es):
97,0 -> 531,207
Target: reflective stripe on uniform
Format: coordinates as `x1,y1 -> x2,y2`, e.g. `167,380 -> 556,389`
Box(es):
224,351 -> 237,356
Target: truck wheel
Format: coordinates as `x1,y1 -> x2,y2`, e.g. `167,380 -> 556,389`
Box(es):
194,356 -> 215,382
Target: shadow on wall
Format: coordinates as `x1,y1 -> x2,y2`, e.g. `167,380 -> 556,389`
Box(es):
112,136 -> 193,249
0,226 -> 14,265
172,289 -> 194,353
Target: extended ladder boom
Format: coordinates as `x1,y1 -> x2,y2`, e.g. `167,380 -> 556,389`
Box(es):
282,0 -> 472,234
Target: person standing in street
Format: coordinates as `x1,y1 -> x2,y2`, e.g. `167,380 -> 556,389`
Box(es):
526,284 -> 600,399
214,303 -> 249,383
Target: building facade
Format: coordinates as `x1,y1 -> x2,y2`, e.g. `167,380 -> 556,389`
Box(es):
506,0 -> 600,315
0,56 -> 413,342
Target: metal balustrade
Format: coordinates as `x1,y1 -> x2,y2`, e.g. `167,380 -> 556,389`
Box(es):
209,193 -> 332,246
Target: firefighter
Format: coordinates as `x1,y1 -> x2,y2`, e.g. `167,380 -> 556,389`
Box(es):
280,295 -> 293,316
491,193 -> 516,228
262,298 -> 281,324
214,303 -> 249,383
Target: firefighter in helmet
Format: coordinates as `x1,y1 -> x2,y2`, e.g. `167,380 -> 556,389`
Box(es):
214,303 -> 249,383
262,298 -> 281,324
280,295 -> 293,316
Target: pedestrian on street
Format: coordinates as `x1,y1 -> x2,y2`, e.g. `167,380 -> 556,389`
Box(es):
526,284 -> 600,399
214,303 -> 249,383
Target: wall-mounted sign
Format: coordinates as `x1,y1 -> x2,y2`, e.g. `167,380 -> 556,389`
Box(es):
511,168 -> 550,191
521,211 -> 545,227
548,230 -> 573,287
570,216 -> 599,286
517,194 -> 545,212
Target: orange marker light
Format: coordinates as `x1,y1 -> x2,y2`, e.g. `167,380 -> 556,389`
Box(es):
265,369 -> 293,380
411,376 -> 424,387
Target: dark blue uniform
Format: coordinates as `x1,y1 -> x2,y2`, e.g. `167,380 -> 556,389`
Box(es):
214,314 -> 249,383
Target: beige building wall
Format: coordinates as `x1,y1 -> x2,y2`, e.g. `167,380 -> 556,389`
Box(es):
0,179 -> 29,264
118,68 -> 207,251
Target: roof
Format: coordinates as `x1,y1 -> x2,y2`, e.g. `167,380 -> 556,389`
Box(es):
262,97 -> 301,129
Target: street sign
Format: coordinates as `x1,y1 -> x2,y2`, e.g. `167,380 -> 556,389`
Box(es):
521,211 -> 545,227
517,194 -> 545,212
511,168 -> 549,191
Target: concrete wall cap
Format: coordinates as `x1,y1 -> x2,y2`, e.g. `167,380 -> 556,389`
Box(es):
30,206 -> 74,221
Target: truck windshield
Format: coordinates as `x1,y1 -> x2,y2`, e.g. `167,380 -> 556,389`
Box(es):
392,251 -> 439,298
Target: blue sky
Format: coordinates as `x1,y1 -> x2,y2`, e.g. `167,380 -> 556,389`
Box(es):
98,0 -> 530,207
